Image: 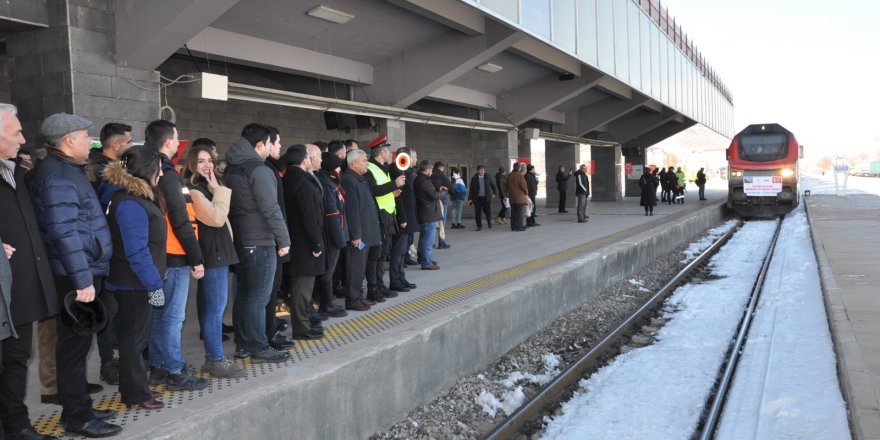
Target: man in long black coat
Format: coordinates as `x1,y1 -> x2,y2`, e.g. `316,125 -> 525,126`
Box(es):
282,145 -> 325,340
341,150 -> 381,310
0,103 -> 60,440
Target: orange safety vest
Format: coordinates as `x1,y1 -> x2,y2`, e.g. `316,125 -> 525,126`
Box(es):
166,187 -> 199,255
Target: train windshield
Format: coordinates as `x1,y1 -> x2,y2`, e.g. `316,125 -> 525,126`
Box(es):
738,133 -> 788,162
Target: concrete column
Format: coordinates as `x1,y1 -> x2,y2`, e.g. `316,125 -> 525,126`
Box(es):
622,143 -> 646,197
383,118 -> 406,151
471,129 -> 516,173
591,145 -> 622,201
8,0 -> 160,144
544,141 -> 578,209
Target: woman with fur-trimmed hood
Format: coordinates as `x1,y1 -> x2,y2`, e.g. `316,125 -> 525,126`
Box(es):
99,145 -> 168,411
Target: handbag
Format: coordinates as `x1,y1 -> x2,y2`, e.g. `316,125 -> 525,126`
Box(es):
503,198 -> 510,208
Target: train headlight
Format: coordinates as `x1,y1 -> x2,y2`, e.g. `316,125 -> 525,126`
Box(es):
781,168 -> 794,177
731,170 -> 743,177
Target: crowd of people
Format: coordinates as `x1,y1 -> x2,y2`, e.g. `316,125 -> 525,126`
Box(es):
637,165 -> 708,216
0,102 -> 598,439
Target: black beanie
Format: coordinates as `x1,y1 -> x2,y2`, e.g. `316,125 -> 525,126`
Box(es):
321,151 -> 342,172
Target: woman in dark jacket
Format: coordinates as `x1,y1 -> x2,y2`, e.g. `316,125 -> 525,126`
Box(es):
100,145 -> 166,410
315,152 -> 348,317
639,168 -> 658,216
183,143 -> 243,378
495,167 -> 507,224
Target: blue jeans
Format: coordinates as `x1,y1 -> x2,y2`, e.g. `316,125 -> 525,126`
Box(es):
420,221 -> 437,266
149,266 -> 191,374
200,266 -> 229,361
450,199 -> 464,224
233,246 -> 276,353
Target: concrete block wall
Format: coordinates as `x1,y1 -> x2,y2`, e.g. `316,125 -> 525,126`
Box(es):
405,123 -> 472,169
591,144 -> 622,201
0,58 -> 11,104
544,140 -> 578,209
6,0 -> 159,144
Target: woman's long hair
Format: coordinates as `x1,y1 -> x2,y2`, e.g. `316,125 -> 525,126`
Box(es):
120,145 -> 166,212
183,143 -> 220,186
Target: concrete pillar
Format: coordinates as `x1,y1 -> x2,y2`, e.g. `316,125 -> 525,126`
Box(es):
7,0 -> 160,145
622,143 -> 646,197
544,141 -> 578,209
383,118 -> 406,151
471,129 -> 516,174
590,145 -> 622,201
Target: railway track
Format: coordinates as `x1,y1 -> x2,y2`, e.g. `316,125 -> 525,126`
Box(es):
483,217 -> 785,440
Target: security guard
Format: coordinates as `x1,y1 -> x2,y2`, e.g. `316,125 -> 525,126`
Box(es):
364,135 -> 405,302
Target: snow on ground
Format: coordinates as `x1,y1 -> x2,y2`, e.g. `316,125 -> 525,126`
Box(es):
679,219 -> 739,263
716,204 -> 849,439
477,353 -> 562,418
802,173 -> 880,196
541,220 -> 778,440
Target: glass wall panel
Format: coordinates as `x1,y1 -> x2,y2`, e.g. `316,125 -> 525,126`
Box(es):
481,0 -> 519,22
658,30 -> 667,102
651,25 -> 660,99
627,0 -> 640,88
552,0 -> 577,53
577,0 -> 598,65
613,0 -> 628,80
640,13 -> 651,95
597,0 -> 615,73
522,0 -> 551,40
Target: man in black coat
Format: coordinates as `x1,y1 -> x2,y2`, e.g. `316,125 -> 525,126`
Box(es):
282,145 -> 325,340
0,103 -> 60,440
525,165 -> 540,227
341,149 -> 381,311
389,148 -> 419,292
468,165 -> 497,231
574,164 -> 591,223
555,165 -> 571,213
415,160 -> 442,270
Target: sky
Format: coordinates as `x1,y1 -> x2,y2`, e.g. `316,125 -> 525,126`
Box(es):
658,0 -> 880,159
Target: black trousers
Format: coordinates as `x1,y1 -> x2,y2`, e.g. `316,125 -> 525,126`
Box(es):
315,246 -> 341,310
95,280 -> 118,365
365,243 -> 383,293
389,232 -> 410,286
0,321 -> 34,433
287,276 -> 316,336
510,204 -> 525,231
558,189 -> 567,212
55,276 -> 101,428
345,245 -> 368,302
497,203 -> 507,219
473,197 -> 491,227
115,290 -> 153,406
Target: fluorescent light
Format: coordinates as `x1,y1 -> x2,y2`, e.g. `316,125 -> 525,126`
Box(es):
307,5 -> 355,24
477,62 -> 503,73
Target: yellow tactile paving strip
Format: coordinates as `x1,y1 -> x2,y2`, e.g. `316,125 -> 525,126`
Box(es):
33,217 -> 666,438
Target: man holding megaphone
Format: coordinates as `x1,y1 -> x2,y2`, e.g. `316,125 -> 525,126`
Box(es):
364,135 -> 406,303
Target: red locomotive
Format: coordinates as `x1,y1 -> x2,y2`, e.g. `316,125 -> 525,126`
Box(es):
726,123 -> 803,217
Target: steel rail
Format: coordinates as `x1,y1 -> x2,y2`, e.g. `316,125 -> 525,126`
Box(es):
697,216 -> 785,440
483,221 -> 741,440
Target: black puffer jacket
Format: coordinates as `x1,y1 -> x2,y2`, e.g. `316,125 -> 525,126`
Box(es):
29,151 -> 112,289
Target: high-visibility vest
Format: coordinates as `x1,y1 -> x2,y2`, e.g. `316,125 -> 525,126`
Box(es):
166,186 -> 199,255
367,162 -> 396,215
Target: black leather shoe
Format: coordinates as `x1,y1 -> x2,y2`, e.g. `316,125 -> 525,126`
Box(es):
66,418 -> 122,438
269,335 -> 295,350
6,427 -> 57,439
403,281 -> 417,289
291,328 -> 324,340
40,394 -> 61,405
91,408 -> 116,419
87,383 -> 104,394
388,284 -> 410,292
404,258 -> 418,266
320,304 -> 348,317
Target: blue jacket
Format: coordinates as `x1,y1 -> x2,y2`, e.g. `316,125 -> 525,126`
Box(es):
30,151 -> 112,289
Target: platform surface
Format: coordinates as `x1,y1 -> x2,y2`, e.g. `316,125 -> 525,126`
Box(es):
807,193 -> 880,440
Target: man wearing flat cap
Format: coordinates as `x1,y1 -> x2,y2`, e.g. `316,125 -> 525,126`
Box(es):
29,113 -> 121,437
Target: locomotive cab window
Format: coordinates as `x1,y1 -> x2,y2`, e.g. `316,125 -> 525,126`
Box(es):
738,133 -> 788,162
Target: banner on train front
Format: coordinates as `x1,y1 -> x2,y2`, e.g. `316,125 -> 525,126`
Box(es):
743,176 -> 782,196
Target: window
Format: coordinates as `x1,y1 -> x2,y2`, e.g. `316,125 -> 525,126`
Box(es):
739,133 -> 789,162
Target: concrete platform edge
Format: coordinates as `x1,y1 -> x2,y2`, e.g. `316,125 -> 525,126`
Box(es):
136,204 -> 727,440
806,196 -> 866,440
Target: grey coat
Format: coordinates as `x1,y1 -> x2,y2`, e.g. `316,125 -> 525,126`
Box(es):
224,137 -> 291,248
0,237 -> 16,340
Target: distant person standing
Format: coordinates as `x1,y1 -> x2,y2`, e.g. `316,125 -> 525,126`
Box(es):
664,167 -> 677,205
658,167 -> 668,203
555,165 -> 571,213
495,167 -> 508,225
415,160 -> 443,269
696,168 -> 707,200
448,168 -> 466,229
468,165 -> 497,231
638,167 -> 658,216
506,163 -> 529,231
525,165 -> 539,227
675,167 -> 686,204
574,164 -> 590,223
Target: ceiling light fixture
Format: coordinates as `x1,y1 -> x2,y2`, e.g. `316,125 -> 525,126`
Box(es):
477,62 -> 503,73
307,5 -> 355,24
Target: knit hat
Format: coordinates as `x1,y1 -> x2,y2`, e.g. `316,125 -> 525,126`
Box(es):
321,151 -> 342,172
